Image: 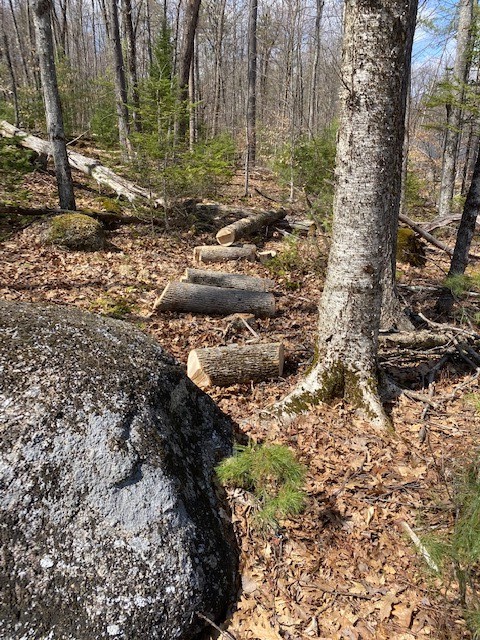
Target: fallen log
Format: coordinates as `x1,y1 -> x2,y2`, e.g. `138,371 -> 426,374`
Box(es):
154,282 -> 275,317
0,120 -> 179,208
216,209 -> 286,246
193,244 -> 257,264
187,342 -> 284,388
181,268 -> 274,292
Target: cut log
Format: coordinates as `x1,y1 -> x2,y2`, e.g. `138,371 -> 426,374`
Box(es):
187,342 -> 284,388
181,268 -> 274,292
154,282 -> 275,317
193,244 -> 257,264
275,219 -> 317,235
216,209 -> 286,246
0,120 -> 195,210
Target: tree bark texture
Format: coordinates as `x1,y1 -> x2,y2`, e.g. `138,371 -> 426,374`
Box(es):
437,0 -> 474,219
181,268 -> 274,292
193,244 -> 257,264
278,0 -> 418,427
32,0 -> 76,211
187,343 -> 284,389
154,282 -> 275,317
216,209 -> 286,245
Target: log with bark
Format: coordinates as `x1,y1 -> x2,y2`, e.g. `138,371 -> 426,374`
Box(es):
275,219 -> 317,236
187,342 -> 284,388
180,268 -> 274,291
0,120 -> 195,209
193,244 -> 257,264
215,208 -> 286,246
154,282 -> 275,317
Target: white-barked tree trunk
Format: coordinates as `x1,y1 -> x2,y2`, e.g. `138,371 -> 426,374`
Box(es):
278,0 -> 418,428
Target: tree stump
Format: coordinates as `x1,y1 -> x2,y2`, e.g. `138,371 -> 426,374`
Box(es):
154,282 -> 275,317
187,342 -> 284,388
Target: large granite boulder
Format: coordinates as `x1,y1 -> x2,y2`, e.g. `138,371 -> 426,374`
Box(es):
0,300 -> 238,640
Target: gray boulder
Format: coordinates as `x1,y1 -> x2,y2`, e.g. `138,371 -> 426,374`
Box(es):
0,300 -> 238,640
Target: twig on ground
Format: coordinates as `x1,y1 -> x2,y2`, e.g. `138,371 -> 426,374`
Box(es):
400,521 -> 439,572
196,613 -> 237,640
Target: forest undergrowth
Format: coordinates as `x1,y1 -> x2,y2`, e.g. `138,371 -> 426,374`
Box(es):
1,160 -> 480,639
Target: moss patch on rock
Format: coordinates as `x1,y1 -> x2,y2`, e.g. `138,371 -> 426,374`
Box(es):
44,213 -> 105,251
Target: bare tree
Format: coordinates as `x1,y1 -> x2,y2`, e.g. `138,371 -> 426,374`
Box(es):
32,0 -> 76,210
437,0 -> 474,219
175,0 -> 201,142
244,0 -> 257,195
122,0 -> 141,132
278,0 -> 418,428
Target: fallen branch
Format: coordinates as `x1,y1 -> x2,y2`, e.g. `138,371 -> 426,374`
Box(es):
400,521 -> 439,572
399,213 -> 453,256
423,213 -> 480,233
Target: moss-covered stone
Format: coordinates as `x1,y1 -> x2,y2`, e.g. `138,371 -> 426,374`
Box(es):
396,227 -> 426,267
44,213 -> 105,251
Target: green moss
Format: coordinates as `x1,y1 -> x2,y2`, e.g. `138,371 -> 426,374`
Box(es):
46,214 -> 105,251
99,197 -> 123,214
396,227 -> 426,267
90,294 -> 134,319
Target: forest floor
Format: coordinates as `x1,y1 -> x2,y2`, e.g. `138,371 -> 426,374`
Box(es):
1,161 -> 480,640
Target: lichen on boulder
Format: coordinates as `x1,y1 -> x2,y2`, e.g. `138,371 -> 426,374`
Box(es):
44,213 -> 105,250
0,300 -> 238,640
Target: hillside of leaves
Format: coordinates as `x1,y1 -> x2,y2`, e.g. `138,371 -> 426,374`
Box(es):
1,143 -> 480,639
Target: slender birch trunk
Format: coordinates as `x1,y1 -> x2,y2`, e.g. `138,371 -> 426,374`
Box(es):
308,0 -> 324,138
278,0 -> 418,428
32,0 -> 76,211
437,0 -> 474,219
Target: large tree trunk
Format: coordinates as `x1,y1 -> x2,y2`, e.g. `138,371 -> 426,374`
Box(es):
437,0 -> 474,219
32,0 -> 76,211
436,144 -> 480,314
277,0 -> 418,428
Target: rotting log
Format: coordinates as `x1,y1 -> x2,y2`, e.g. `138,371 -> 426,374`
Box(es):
193,244 -> 257,264
154,282 -> 275,317
0,120 -> 195,209
181,268 -> 274,292
187,342 -> 284,388
215,209 -> 286,246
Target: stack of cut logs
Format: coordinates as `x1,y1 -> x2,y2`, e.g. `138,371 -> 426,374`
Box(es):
154,207 -> 296,390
